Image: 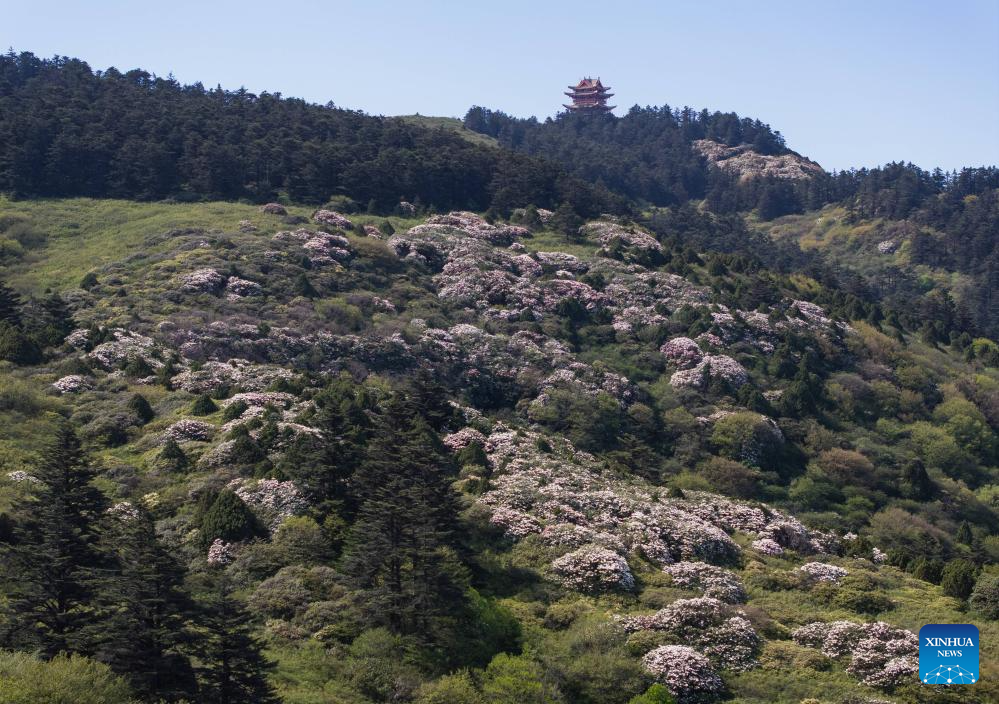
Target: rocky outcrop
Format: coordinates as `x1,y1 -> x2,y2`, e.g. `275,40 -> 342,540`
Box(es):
692,139 -> 824,182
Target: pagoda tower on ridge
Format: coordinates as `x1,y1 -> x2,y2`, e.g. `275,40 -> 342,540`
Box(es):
563,77 -> 615,113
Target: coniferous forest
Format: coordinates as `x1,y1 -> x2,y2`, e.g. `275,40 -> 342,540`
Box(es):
0,50 -> 997,704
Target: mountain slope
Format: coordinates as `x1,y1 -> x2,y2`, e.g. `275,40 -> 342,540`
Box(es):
0,197 -> 997,703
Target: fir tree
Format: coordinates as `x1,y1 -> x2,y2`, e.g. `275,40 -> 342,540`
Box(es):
127,393 -> 155,424
191,393 -> 219,416
0,424 -> 107,656
193,572 -> 279,704
339,396 -> 468,640
158,437 -> 190,473
89,508 -> 198,701
0,280 -> 23,326
199,490 -> 261,548
294,273 -> 317,298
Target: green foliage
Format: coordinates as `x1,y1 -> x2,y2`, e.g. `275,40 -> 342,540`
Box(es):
0,322 -> 41,364
125,394 -> 154,424
190,393 -> 218,416
0,651 -> 134,704
481,652 -> 564,704
940,559 -> 979,599
157,437 -> 189,473
969,571 -> 999,619
199,489 -> 262,548
1,424 -> 107,656
414,670 -> 483,704
628,684 -> 677,704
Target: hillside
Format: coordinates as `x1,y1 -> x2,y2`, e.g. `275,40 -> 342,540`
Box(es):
0,195 -> 997,703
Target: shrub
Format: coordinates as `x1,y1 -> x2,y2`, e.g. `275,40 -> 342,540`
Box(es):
222,399 -> 249,421
0,323 -> 41,364
481,653 -> 564,704
126,393 -> 155,424
414,670 -> 482,704
191,393 -> 218,416
969,571 -> 999,619
627,684 -> 677,704
79,272 -> 99,289
158,437 -> 189,472
0,650 -> 134,703
940,559 -> 978,600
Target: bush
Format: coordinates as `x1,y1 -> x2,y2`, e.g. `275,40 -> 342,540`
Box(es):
158,437 -> 189,472
0,650 -> 134,703
0,323 -> 41,364
941,559 -> 978,600
191,393 -> 218,416
627,684 -> 677,704
481,653 -> 564,704
414,670 -> 483,704
969,571 -> 999,619
126,393 -> 155,424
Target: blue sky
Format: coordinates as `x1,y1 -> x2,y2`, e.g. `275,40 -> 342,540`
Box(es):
4,0 -> 998,171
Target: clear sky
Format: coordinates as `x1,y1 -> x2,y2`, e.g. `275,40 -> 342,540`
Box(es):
4,0 -> 998,172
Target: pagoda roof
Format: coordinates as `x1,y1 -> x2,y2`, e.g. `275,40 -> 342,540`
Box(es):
571,77 -> 606,89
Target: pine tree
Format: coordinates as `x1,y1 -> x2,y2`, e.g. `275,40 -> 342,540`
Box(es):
89,508 -> 198,701
339,396 -> 467,639
193,572 -> 279,704
0,280 -> 23,326
127,393 -> 155,424
294,273 -> 317,298
158,437 -> 190,473
191,393 -> 219,416
0,423 -> 107,656
199,490 -> 261,548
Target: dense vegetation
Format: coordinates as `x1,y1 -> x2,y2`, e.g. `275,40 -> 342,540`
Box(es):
0,52 -> 997,704
0,52 -> 621,216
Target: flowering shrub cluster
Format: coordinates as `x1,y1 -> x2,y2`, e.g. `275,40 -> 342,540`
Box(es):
229,478 -> 308,530
442,427 -> 487,451
792,620 -> 918,688
179,268 -> 225,294
642,645 -> 724,703
207,538 -> 235,565
663,561 -> 746,603
66,328 -> 90,349
750,538 -> 784,556
171,359 -> 293,394
312,209 -> 353,230
623,596 -> 761,671
273,229 -> 352,265
660,337 -> 704,368
88,330 -> 161,370
583,221 -> 664,261
52,374 -> 92,393
260,202 -> 287,215
473,426 -> 837,588
551,545 -> 636,593
106,501 -> 140,521
225,276 -> 262,299
7,470 -> 40,484
670,354 -> 749,390
798,562 -> 848,583
162,419 -> 215,443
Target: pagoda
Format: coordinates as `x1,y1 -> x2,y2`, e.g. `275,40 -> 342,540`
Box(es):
563,77 -> 615,113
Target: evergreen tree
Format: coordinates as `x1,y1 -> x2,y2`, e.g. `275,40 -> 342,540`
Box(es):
339,396 -> 468,640
193,572 -> 279,704
191,393 -> 219,416
0,281 -> 24,326
127,393 -> 155,424
158,437 -> 190,473
0,424 -> 107,656
551,203 -> 583,240
199,490 -> 261,548
294,273 -> 318,298
89,508 -> 198,701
